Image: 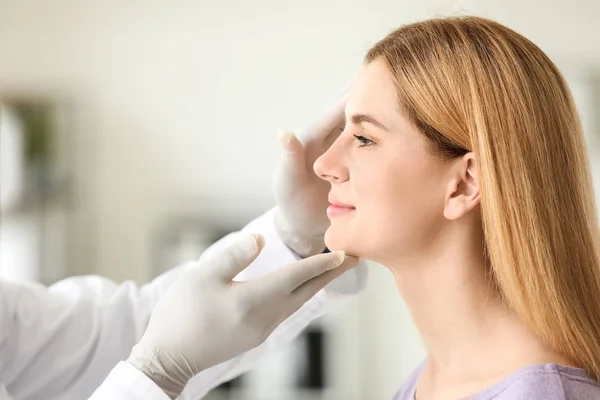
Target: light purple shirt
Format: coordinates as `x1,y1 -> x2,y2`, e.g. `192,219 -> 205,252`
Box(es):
393,362 -> 600,399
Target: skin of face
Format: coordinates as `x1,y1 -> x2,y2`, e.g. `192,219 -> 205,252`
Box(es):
314,59 -> 454,266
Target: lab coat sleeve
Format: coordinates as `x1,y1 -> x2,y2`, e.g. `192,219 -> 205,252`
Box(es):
0,208 -> 367,400
0,254 -> 195,400
87,362 -> 170,400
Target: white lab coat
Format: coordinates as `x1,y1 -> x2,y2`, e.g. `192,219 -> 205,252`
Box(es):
0,209 -> 367,400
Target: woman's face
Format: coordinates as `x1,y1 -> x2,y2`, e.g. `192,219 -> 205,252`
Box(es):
314,59 -> 453,263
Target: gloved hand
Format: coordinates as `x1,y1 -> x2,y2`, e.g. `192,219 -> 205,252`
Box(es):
273,94 -> 346,257
127,233 -> 357,399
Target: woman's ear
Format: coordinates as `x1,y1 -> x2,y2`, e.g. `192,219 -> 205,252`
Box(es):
443,152 -> 480,220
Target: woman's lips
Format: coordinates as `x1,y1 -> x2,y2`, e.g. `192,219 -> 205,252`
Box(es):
327,204 -> 356,217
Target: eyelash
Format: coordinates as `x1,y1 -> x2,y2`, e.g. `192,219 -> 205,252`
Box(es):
339,124 -> 375,147
353,134 -> 374,147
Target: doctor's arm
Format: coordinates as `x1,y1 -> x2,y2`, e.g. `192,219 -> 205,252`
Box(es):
0,209 -> 365,400
91,233 -> 359,400
0,255 -> 195,400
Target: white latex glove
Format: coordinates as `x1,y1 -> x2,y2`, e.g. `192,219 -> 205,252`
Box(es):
273,95 -> 346,257
127,233 -> 357,399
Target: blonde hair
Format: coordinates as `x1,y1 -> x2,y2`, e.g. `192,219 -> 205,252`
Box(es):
366,16 -> 600,380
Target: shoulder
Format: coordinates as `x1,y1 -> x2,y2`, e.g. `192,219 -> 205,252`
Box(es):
392,361 -> 426,400
475,364 -> 600,400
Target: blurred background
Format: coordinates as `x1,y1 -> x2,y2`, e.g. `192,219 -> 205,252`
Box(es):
0,0 -> 599,399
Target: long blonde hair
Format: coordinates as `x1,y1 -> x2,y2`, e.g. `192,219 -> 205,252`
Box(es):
366,16 -> 600,380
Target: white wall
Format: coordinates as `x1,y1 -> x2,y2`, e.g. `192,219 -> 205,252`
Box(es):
0,1 -> 598,398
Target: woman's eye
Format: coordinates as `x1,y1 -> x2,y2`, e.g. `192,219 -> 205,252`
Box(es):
353,134 -> 374,147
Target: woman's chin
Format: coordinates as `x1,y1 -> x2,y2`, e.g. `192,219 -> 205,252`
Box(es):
325,228 -> 359,255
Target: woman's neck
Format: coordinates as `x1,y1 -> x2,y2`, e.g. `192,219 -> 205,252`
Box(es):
391,247 -> 511,368
387,232 -> 573,395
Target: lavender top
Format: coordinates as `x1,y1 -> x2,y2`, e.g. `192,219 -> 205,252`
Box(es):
393,362 -> 600,399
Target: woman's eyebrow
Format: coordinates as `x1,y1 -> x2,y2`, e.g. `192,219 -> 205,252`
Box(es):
350,113 -> 390,132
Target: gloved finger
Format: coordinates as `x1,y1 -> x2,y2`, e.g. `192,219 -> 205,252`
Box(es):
277,129 -> 308,180
252,251 -> 347,298
289,255 -> 358,304
278,129 -> 305,159
297,94 -> 347,146
210,233 -> 265,281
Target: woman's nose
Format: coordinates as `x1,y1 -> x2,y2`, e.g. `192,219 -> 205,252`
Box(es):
313,140 -> 348,183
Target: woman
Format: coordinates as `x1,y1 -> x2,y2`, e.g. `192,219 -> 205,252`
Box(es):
315,16 -> 600,399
